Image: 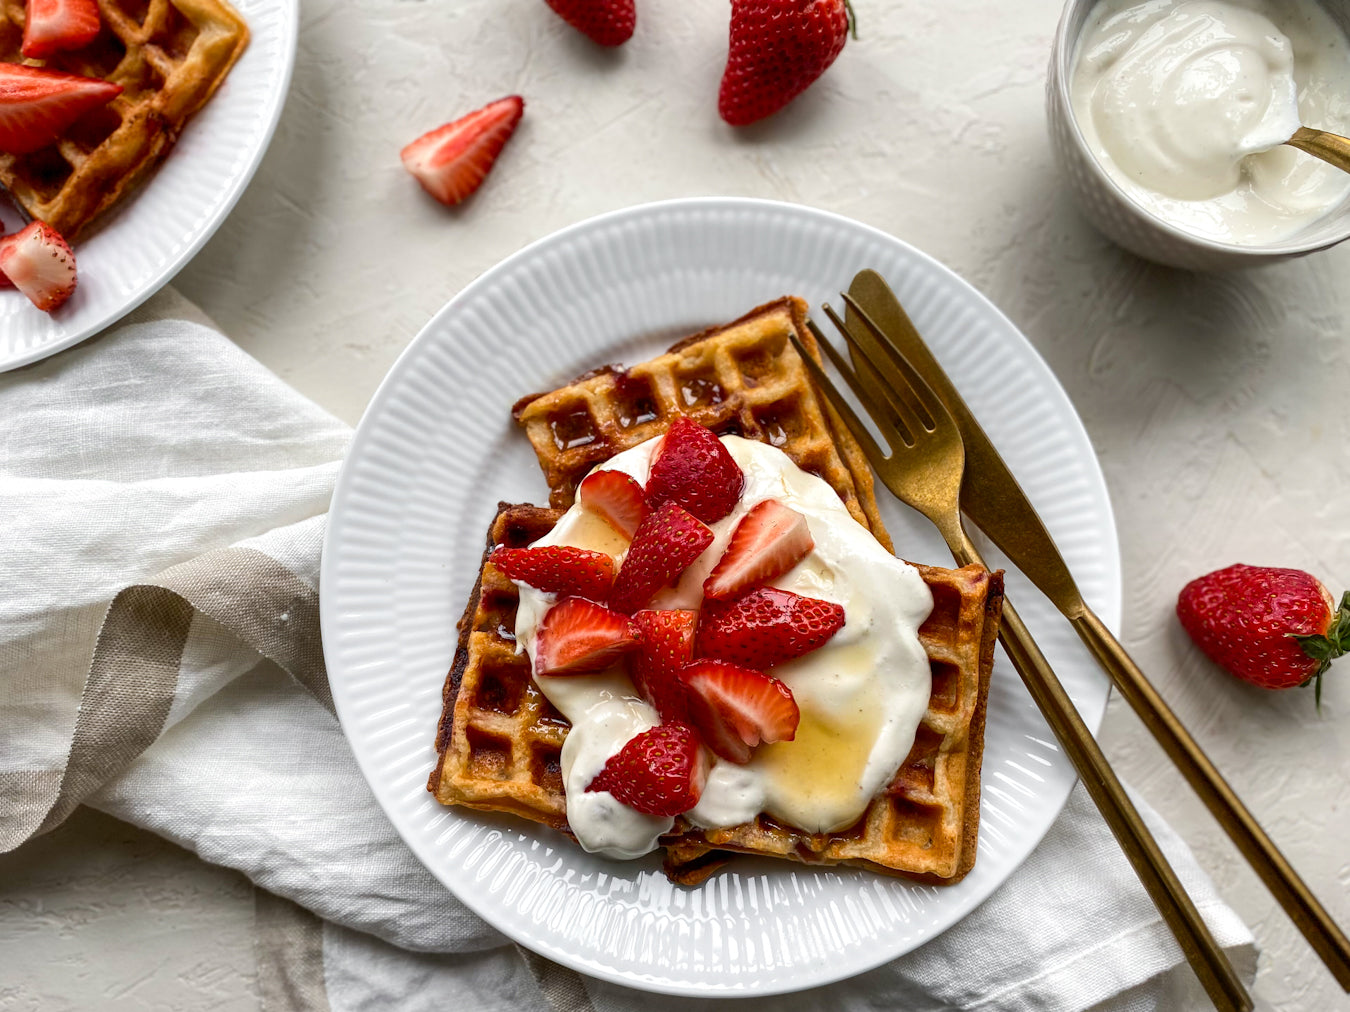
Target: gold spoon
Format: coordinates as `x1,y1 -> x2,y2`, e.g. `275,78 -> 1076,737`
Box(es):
1285,125 -> 1350,174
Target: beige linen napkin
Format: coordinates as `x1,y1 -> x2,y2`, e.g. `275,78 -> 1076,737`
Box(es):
0,290 -> 1256,1011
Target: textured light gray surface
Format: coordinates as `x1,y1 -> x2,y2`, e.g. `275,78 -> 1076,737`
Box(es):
3,0 -> 1349,1008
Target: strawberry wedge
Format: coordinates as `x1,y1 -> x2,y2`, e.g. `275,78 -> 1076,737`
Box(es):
697,587 -> 845,670
631,608 -> 697,723
645,416 -> 744,524
533,597 -> 639,677
578,469 -> 648,539
585,722 -> 707,816
610,501 -> 713,614
0,64 -> 122,155
400,95 -> 524,207
491,545 -> 615,603
22,0 -> 102,59
703,499 -> 813,600
680,659 -> 798,764
0,221 -> 77,312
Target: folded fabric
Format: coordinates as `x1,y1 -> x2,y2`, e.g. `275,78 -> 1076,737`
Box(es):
0,290 -> 1256,1011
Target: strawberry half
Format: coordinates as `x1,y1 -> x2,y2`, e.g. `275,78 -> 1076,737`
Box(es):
0,221 -> 76,313
491,545 -> 615,602
610,501 -> 714,613
585,722 -> 708,816
697,587 -> 845,669
631,609 -> 697,723
533,597 -> 639,677
22,0 -> 101,59
718,0 -> 854,127
544,0 -> 635,46
680,659 -> 798,764
400,95 -> 524,207
644,416 -> 744,524
0,64 -> 122,156
703,499 -> 813,600
578,469 -> 648,539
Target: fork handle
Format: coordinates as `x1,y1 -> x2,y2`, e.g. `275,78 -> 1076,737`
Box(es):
994,598 -> 1253,1012
1071,607 -> 1350,990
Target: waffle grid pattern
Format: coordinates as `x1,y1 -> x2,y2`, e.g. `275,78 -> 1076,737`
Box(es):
0,0 -> 248,237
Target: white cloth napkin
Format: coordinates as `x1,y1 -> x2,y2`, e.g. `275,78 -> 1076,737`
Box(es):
0,290 -> 1257,1011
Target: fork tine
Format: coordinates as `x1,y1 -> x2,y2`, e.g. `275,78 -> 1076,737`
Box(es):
787,330 -> 891,467
819,303 -> 927,442
839,291 -> 953,430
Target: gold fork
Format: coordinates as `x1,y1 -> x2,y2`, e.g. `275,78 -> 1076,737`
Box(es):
790,306 -> 1253,1012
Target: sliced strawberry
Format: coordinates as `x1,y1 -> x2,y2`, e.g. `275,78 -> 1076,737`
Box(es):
0,64 -> 121,156
631,609 -> 697,722
0,221 -> 76,313
703,500 -> 813,600
400,95 -> 524,207
610,501 -> 714,613
491,545 -> 614,602
697,587 -> 845,669
533,597 -> 639,677
578,469 -> 648,538
585,722 -> 708,816
22,0 -> 101,59
680,659 -> 798,764
644,416 -> 744,524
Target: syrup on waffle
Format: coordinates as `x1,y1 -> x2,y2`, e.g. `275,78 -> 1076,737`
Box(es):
0,0 -> 249,237
430,298 -> 1005,883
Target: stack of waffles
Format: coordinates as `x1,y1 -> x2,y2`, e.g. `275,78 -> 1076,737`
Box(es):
0,0 -> 249,237
428,297 -> 1005,885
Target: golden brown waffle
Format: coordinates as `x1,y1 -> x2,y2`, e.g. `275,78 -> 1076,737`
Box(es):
512,297 -> 893,552
430,300 -> 1005,884
429,504 -> 1003,885
0,0 -> 249,238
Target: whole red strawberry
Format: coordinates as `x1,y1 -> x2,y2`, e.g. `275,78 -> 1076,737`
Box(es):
1176,564 -> 1349,705
545,0 -> 635,46
585,722 -> 708,816
718,0 -> 855,127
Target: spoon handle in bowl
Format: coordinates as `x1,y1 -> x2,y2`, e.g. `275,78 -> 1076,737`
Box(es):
1287,126 -> 1350,174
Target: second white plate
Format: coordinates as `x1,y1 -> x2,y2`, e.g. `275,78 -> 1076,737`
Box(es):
320,197 -> 1120,997
0,0 -> 297,371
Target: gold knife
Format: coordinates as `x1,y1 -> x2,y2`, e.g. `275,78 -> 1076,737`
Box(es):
843,268 -> 1350,991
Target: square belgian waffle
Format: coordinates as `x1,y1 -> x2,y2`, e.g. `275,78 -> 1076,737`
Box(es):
0,0 -> 249,237
428,299 -> 1005,884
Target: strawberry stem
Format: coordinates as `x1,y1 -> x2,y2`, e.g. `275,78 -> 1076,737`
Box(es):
843,0 -> 858,40
1293,590 -> 1350,710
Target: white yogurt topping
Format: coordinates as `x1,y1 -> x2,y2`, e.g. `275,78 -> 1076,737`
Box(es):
513,435 -> 934,860
1071,0 -> 1350,244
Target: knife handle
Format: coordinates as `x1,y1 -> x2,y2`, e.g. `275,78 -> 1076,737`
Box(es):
1071,608 -> 1350,990
992,599 -> 1252,1012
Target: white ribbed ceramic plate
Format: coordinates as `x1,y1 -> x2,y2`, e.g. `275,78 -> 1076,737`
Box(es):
0,0 -> 296,371
321,198 -> 1121,997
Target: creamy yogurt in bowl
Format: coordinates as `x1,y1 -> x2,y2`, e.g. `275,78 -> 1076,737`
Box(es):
511,434 -> 935,861
1048,0 -> 1350,267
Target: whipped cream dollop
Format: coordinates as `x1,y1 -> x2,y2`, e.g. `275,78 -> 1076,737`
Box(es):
512,435 -> 934,860
1071,0 -> 1350,243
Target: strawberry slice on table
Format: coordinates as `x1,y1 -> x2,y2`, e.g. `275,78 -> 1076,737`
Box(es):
22,0 -> 102,59
533,597 -> 639,677
644,416 -> 744,524
491,544 -> 615,602
585,722 -> 708,817
703,499 -> 813,600
400,95 -> 524,207
0,64 -> 122,155
631,609 -> 697,723
544,0 -> 635,46
680,659 -> 798,764
697,586 -> 845,670
1177,564 -> 1350,706
0,221 -> 77,313
718,0 -> 855,127
609,501 -> 714,614
578,469 -> 648,539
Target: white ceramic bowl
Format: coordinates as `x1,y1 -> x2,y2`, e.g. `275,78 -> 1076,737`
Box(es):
1046,0 -> 1350,270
